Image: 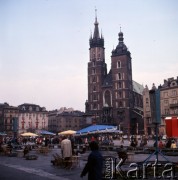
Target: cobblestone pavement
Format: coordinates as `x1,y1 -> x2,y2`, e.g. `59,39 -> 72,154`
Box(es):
0,140 -> 178,180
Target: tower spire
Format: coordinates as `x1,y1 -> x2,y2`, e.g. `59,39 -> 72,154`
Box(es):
95,8 -> 97,22
89,9 -> 104,48
93,8 -> 100,39
118,26 -> 124,44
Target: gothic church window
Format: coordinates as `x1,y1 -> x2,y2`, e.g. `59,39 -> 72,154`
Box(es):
117,61 -> 121,68
93,85 -> 96,92
116,73 -> 122,80
104,90 -> 111,107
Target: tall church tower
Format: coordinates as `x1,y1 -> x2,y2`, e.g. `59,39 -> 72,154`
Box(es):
86,15 -> 107,122
111,30 -> 133,133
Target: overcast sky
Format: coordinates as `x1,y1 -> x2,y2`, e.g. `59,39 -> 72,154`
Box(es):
0,0 -> 178,111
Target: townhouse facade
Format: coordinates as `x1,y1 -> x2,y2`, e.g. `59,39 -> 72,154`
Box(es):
143,77 -> 178,135
48,107 -> 85,133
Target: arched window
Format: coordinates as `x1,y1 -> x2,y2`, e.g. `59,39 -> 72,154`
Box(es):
93,85 -> 96,92
117,61 -> 121,68
104,90 -> 111,107
116,73 -> 122,80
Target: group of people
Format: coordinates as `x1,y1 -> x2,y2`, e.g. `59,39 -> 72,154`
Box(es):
158,138 -> 177,149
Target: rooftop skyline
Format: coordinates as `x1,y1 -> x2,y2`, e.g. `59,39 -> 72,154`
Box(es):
0,0 -> 178,111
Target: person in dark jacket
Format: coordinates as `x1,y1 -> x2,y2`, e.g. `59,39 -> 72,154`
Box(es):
80,141 -> 103,180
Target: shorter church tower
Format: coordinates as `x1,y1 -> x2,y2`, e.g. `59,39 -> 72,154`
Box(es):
111,29 -> 133,133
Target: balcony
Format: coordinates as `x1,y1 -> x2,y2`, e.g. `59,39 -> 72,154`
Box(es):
170,103 -> 178,108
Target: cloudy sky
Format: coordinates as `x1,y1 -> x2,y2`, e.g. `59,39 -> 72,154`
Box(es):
0,0 -> 178,111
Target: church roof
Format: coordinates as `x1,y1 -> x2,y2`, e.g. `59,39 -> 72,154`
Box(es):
133,80 -> 144,95
89,13 -> 104,48
111,30 -> 130,57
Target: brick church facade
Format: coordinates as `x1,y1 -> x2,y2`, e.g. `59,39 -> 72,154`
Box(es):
85,16 -> 144,135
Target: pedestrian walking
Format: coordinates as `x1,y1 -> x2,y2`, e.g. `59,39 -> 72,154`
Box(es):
80,141 -> 103,180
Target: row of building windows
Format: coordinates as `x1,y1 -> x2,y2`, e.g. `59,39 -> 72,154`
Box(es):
115,91 -> 125,99
116,61 -> 131,70
3,110 -> 18,113
21,106 -> 46,111
163,108 -> 178,115
161,90 -> 177,98
90,73 -> 130,84
90,60 -> 131,71
20,113 -> 47,117
91,100 -> 127,110
163,99 -> 178,105
115,82 -> 125,89
90,91 -> 129,102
